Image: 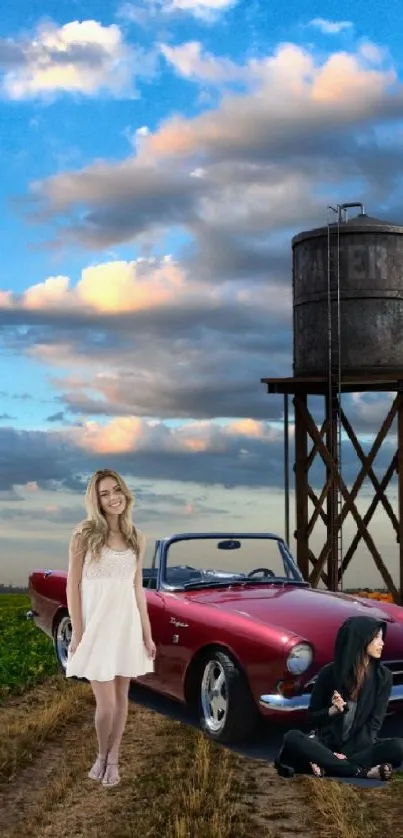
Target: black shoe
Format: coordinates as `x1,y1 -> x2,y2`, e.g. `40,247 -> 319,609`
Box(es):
276,761 -> 295,778
274,749 -> 295,778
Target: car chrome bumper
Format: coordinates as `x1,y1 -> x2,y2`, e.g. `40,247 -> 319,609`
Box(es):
259,693 -> 311,712
259,683 -> 403,712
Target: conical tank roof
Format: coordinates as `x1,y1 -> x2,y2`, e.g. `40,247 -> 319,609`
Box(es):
292,212 -> 403,246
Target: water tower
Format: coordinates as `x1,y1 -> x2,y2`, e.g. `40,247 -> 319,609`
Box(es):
261,203 -> 403,604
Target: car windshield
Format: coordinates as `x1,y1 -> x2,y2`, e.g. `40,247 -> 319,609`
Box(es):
162,534 -> 303,590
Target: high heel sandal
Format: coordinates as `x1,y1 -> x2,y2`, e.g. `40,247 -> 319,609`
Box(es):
88,756 -> 107,781
357,763 -> 393,781
102,761 -> 120,788
310,762 -> 325,778
380,763 -> 393,780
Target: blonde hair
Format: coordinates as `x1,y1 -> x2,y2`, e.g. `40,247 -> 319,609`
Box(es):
74,469 -> 139,561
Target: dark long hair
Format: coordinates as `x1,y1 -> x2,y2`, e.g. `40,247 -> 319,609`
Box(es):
348,647 -> 369,700
333,617 -> 386,702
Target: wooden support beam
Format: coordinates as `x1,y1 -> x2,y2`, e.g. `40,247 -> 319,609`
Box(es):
326,391 -> 339,592
264,375 -> 403,602
340,408 -> 399,538
339,455 -> 397,578
307,550 -> 329,588
306,419 -> 328,471
300,396 -> 402,593
333,395 -> 400,534
397,391 -> 403,605
294,394 -> 309,579
296,397 -> 399,601
307,482 -> 329,536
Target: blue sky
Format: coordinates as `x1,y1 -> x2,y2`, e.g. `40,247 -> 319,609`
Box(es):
0,0 -> 402,586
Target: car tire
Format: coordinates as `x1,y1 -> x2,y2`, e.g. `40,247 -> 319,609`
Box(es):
199,649 -> 258,743
53,610 -> 71,674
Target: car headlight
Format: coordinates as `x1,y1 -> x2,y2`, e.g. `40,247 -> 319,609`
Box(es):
286,642 -> 313,675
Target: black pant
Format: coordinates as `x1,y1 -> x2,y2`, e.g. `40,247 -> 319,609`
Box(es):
279,729 -> 403,777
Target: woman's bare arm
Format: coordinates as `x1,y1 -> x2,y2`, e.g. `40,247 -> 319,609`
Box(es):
66,532 -> 86,637
134,532 -> 152,642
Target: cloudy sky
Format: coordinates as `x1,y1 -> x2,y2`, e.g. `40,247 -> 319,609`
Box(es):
1,0 -> 402,588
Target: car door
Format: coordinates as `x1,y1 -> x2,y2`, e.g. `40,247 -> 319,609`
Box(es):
135,540 -> 168,689
152,591 -> 197,700
135,588 -> 168,688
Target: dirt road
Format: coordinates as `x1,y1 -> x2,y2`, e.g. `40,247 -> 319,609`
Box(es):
1,676 -> 315,838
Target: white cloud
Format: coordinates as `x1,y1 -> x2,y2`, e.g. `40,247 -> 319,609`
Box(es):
3,256 -> 289,318
24,39 -> 402,253
359,41 -> 386,65
0,247 -> 291,426
70,415 -> 280,456
146,43 -> 397,162
123,124 -> 151,153
349,392 -> 395,430
309,18 -> 353,36
118,0 -> 237,24
168,0 -> 237,21
0,19 -> 156,100
18,258 -> 187,314
161,41 -> 243,83
0,290 -> 13,308
23,276 -> 72,310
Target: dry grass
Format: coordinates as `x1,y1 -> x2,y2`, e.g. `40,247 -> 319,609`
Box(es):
299,777 -> 374,838
3,593 -> 402,837
150,720 -> 251,838
0,675 -> 92,783
2,674 -> 402,838
0,677 -> 314,838
173,734 -> 233,836
0,679 -> 255,838
299,772 -> 403,838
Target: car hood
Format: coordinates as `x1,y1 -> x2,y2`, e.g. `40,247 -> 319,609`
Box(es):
188,584 -> 403,666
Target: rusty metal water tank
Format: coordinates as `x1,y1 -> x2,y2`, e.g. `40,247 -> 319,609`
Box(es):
292,211 -> 403,377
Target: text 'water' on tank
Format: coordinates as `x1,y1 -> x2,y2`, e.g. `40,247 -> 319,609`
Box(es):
294,243 -> 389,289
292,213 -> 403,376
347,244 -> 387,283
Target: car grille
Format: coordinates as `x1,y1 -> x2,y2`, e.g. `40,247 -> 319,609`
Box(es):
385,660 -> 403,686
303,660 -> 403,693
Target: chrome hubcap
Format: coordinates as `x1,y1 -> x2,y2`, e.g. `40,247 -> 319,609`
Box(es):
201,660 -> 228,733
56,615 -> 72,670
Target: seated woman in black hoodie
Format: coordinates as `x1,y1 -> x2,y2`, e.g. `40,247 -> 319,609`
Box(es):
275,616 -> 403,780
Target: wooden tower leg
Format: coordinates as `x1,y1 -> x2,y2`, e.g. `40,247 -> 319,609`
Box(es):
262,375 -> 403,604
326,391 -> 339,592
397,387 -> 403,605
294,394 -> 309,579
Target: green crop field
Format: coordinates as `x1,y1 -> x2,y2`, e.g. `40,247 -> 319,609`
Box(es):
0,593 -> 57,702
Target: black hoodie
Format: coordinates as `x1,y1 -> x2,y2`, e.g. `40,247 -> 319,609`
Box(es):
307,616 -> 392,756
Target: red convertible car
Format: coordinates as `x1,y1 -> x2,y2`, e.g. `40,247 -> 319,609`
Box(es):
27,532 -> 403,743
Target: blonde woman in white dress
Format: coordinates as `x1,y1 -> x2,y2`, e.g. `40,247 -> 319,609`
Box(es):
65,468 -> 156,788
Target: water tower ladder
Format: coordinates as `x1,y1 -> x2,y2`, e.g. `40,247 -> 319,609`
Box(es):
327,208 -> 343,589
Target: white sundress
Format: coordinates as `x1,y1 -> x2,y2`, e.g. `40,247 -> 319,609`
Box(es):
65,544 -> 154,682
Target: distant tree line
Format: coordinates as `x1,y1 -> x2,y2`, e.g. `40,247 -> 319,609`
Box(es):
0,583 -> 29,594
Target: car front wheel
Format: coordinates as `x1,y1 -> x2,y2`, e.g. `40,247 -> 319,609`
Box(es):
53,611 -> 71,673
199,649 -> 258,743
